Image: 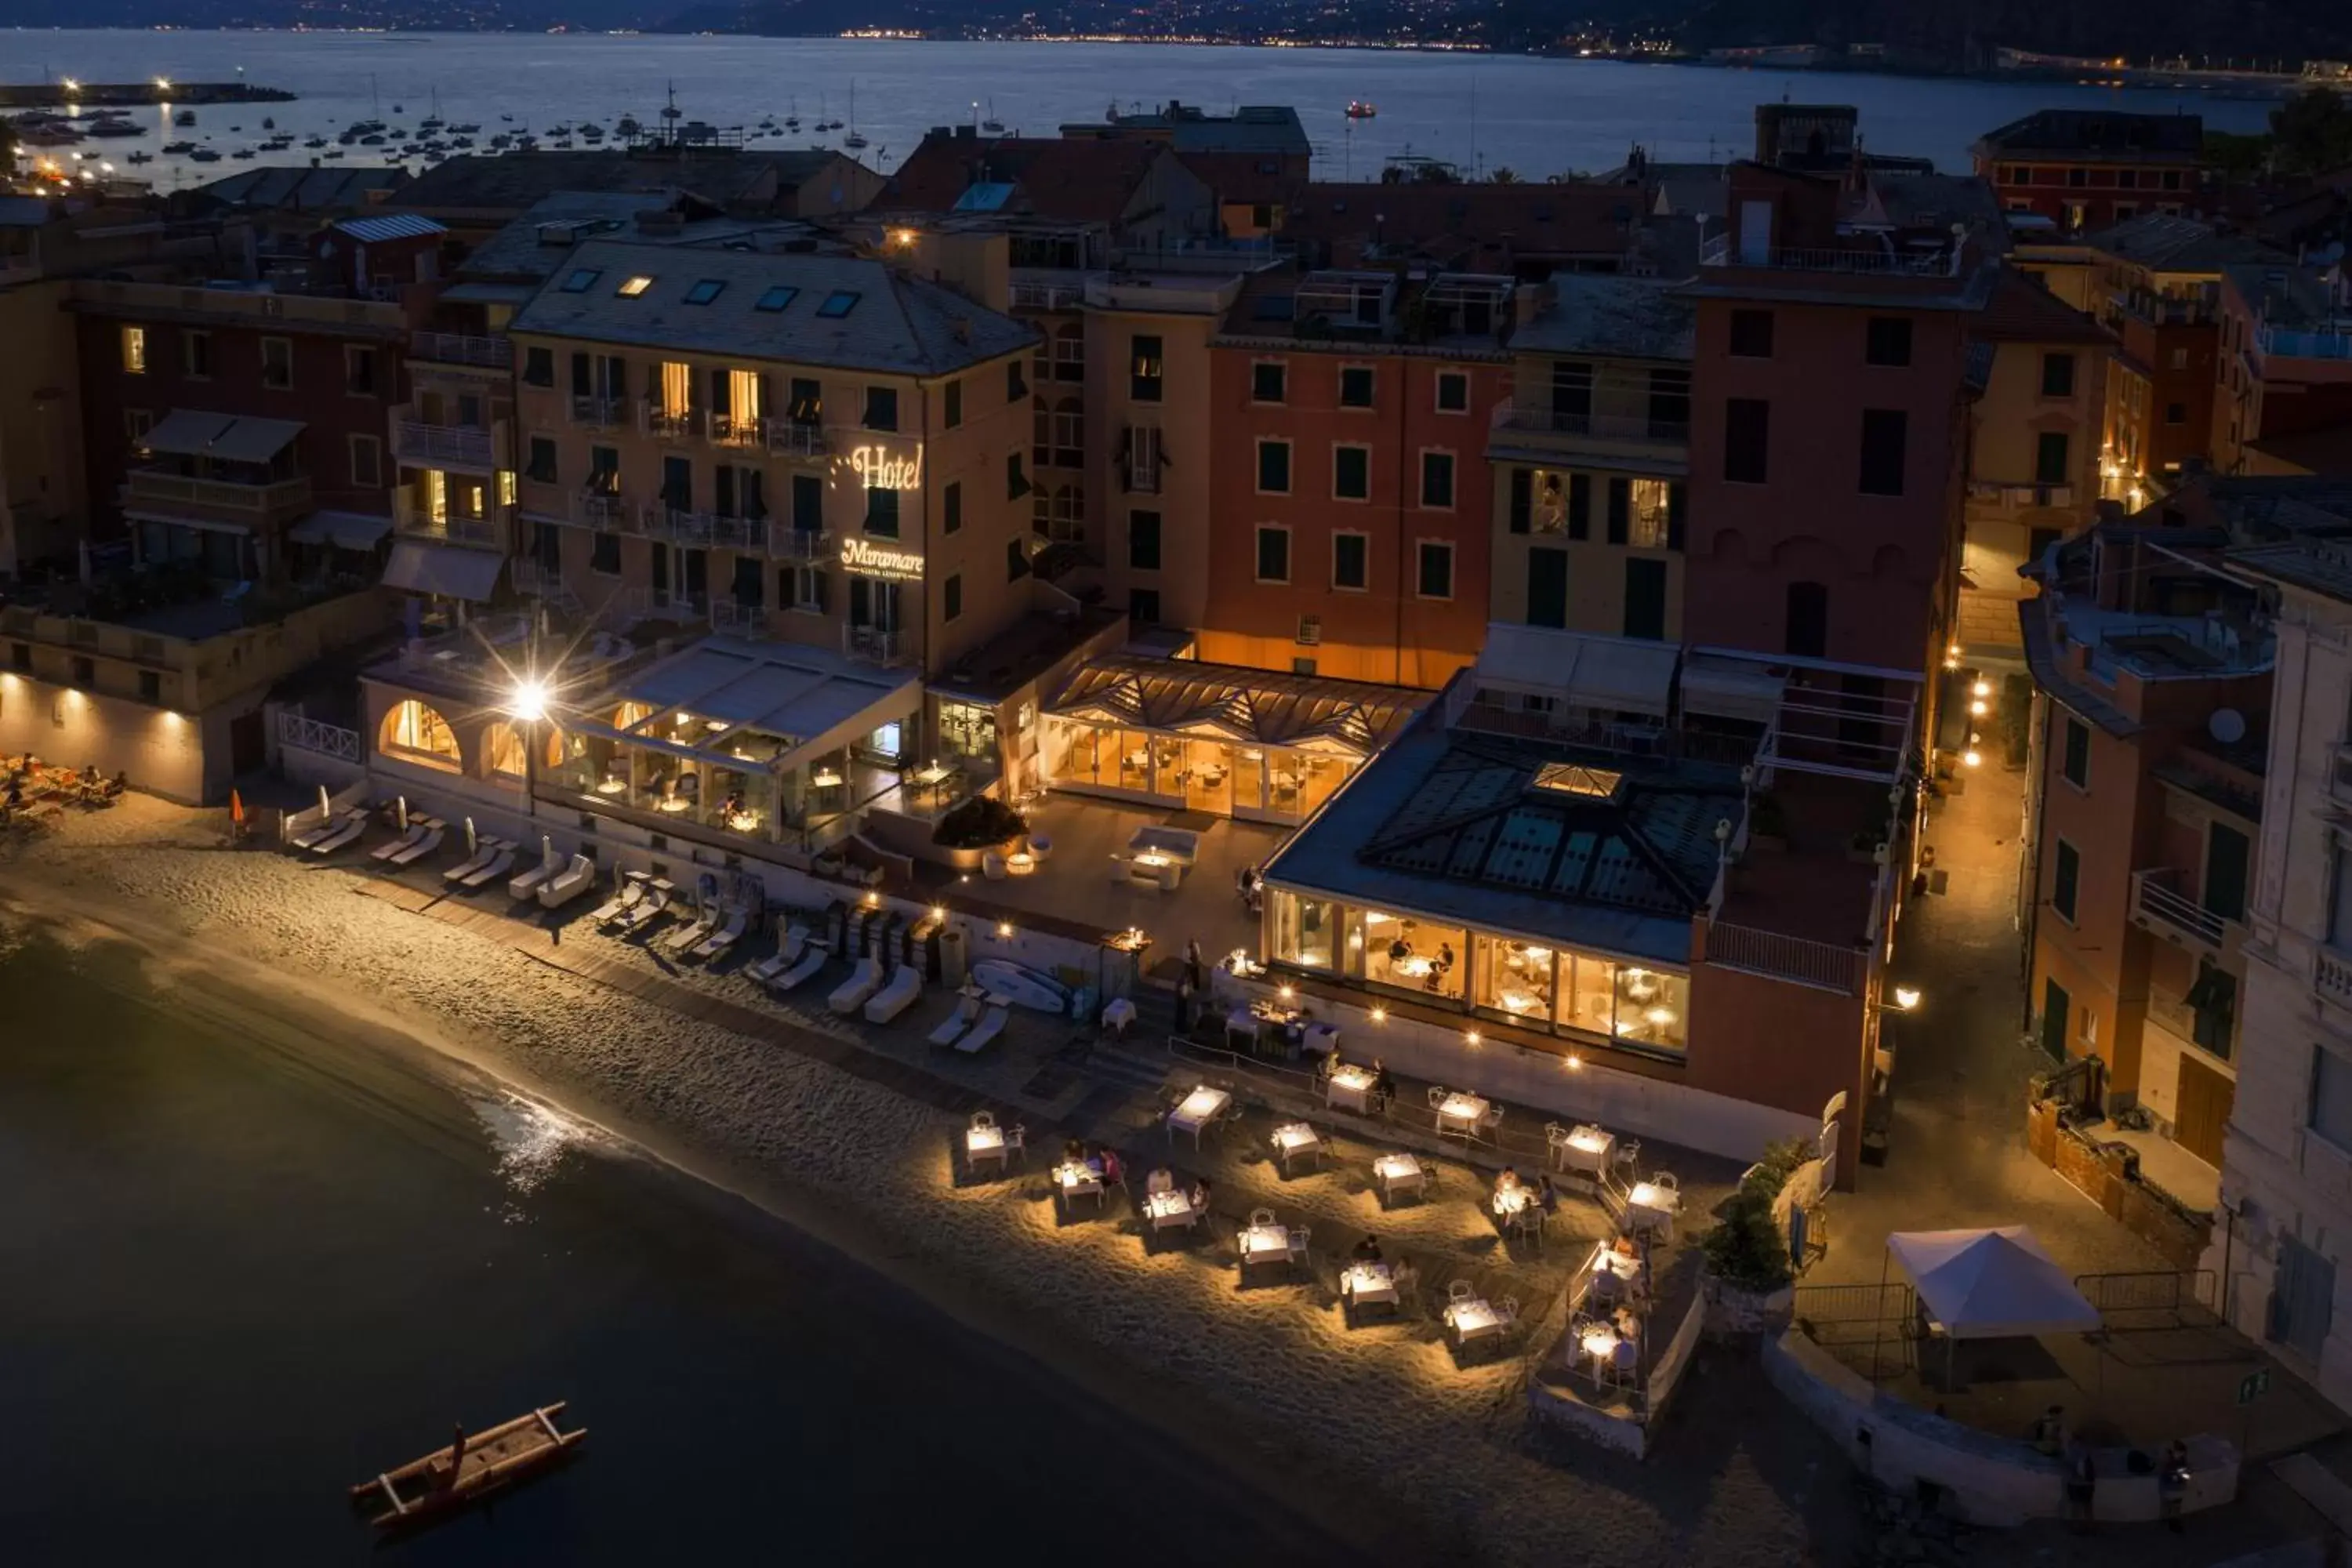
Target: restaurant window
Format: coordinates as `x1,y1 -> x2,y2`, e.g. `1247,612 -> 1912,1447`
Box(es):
523,346 -> 554,387
1339,365 -> 1376,408
1558,953 -> 1616,1037
378,699 -> 461,771
1864,316 -> 1912,368
484,720 -> 562,780
1252,360 -> 1287,404
1257,440 -> 1290,495
1420,451 -> 1454,510
1130,334 -> 1164,402
1334,444 -> 1370,501
121,325 -> 147,374
938,700 -> 997,764
1436,369 -> 1469,413
1256,525 -> 1290,583
1474,935 -> 1555,1026
1130,510 -> 1161,571
1361,910 -> 1466,1002
1614,966 -> 1688,1054
1332,532 -> 1368,590
261,336 -> 294,390
1269,890 -> 1337,969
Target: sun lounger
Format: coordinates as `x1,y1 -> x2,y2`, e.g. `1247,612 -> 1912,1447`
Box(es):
927,995 -> 982,1047
307,811 -> 368,855
771,942 -> 829,993
536,854 -> 597,909
443,840 -> 502,884
508,843 -> 562,901
828,956 -> 884,1014
370,821 -> 432,862
662,909 -> 717,953
592,874 -> 648,926
460,844 -> 517,889
692,910 -> 748,963
387,825 -> 445,867
745,925 -> 808,987
863,963 -> 921,1023
955,1002 -> 1011,1054
619,889 -> 671,933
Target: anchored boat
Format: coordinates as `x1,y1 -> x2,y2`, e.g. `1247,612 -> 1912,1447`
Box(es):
350,1403 -> 586,1532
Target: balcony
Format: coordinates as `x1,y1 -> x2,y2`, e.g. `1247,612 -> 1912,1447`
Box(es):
410,331 -> 512,370
2107,289 -> 2215,329
122,468 -> 314,531
643,506 -> 765,550
710,598 -> 769,639
709,414 -> 764,451
1702,239 -> 1963,278
1489,399 -> 1690,466
844,624 -> 907,666
571,395 -> 625,430
391,412 -> 504,471
2321,948 -> 2352,1008
764,421 -> 829,460
768,522 -> 832,561
2258,325 -> 2352,362
1968,480 -> 2077,510
394,494 -> 511,551
512,559 -> 562,597
575,492 -> 633,530
641,401 -> 702,442
2129,867 -> 2243,961
1011,279 -> 1086,311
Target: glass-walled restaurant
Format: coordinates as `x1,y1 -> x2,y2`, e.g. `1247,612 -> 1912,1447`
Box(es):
1040,655 -> 1427,825
1262,888 -> 1691,1057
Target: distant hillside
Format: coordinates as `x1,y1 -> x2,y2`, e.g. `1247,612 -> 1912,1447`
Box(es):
1685,0 -> 2352,64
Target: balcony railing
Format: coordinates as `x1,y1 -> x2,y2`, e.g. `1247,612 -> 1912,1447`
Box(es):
2259,325 -> 2352,362
512,559 -> 561,597
1968,480 -> 2077,510
571,395 -> 624,429
394,495 -> 510,550
844,624 -> 906,666
710,598 -> 769,639
1011,280 -> 1086,310
2321,948 -> 2352,1008
576,492 -> 632,529
764,420 -> 829,459
641,401 -> 702,441
2130,866 -> 2234,955
1702,919 -> 1865,996
710,414 -> 764,450
768,522 -> 832,560
1490,401 -> 1690,448
643,506 -> 765,550
410,330 -> 512,369
1705,243 -> 1962,278
122,469 -> 314,528
391,416 -> 499,470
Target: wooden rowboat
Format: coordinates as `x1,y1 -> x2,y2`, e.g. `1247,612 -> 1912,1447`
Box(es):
349,1403 -> 586,1531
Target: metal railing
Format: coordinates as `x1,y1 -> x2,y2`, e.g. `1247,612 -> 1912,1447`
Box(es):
2071,1269 -> 2216,1319
391,419 -> 497,469
511,559 -> 562,597
2131,866 -> 2230,952
2319,947 -> 2352,1007
643,506 -> 764,550
641,401 -> 701,441
1011,280 -> 1085,310
764,421 -> 828,459
575,492 -> 631,529
410,330 -> 512,368
1702,920 -> 1865,995
710,598 -> 768,639
1491,400 -> 1690,446
394,495 -> 510,549
709,414 -> 763,449
844,625 -> 905,666
1970,480 -> 2076,510
2259,325 -> 2352,361
1791,1281 -> 1915,1326
570,395 -> 624,429
1706,243 -> 1962,278
122,469 -> 313,524
276,710 -> 361,763
768,522 -> 832,561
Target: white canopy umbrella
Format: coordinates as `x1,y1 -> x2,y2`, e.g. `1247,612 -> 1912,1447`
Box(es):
1882,1226 -> 2101,1386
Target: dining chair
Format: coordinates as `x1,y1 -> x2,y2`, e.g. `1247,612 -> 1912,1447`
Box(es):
1498,1296 -> 1519,1325
1427,1085 -> 1450,1110
1287,1228 -> 1311,1265
1250,1207 -> 1276,1229
1005,1126 -> 1025,1166
1654,1171 -> 1679,1196
1447,1279 -> 1476,1306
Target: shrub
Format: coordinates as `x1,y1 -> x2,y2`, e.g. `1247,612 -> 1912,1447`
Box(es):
933,794 -> 1026,849
1702,1189 -> 1795,1293
1740,1135 -> 1814,1201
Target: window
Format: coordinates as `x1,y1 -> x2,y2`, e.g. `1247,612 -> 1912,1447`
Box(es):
2053,839 -> 2081,923
348,433 -> 382,488
1257,440 -> 1291,495
1333,445 -> 1370,501
943,480 -> 963,535
1624,558 -> 1668,640
125,408 -> 153,442
527,436 -> 557,484
1865,317 -> 1913,367
1436,369 -> 1469,413
1007,453 -> 1028,499
616,274 -> 655,298
1129,334 -> 1163,402
260,336 -> 293,390
1252,361 -> 1287,404
817,291 -> 861,318
865,485 -> 900,539
2163,169 -> 2183,191
9,642 -> 27,672
1007,360 -> 1026,401
588,445 -> 620,492
792,473 -> 824,532
1785,581 -> 1828,659
120,325 -> 147,374
561,268 -> 601,293
590,531 -> 622,575
1417,541 -> 1454,600
1053,324 -> 1083,383
1859,408 -> 1907,495
2035,431 -> 2071,486
2061,717 -> 2090,788
345,345 -> 378,397
2314,1048 -> 2352,1152
1728,309 -> 1774,358
1130,588 -> 1161,625
2042,352 -> 2077,397
1724,398 -> 1769,482
863,387 -> 898,431
1130,510 -> 1161,571
2170,347 -> 2190,372
682,278 -> 725,306
137,669 -> 162,706
1333,532 -> 1368,590
522,345 -> 554,387
2165,401 -> 2187,426
943,573 -> 963,622
1339,365 -> 1375,408
378,700 -> 461,771
2067,168 -> 2088,188
182,330 -> 212,379
70,655 -> 93,688
1628,478 -> 1673,547
756,285 -> 798,312
1420,451 -> 1454,510
944,378 -> 963,429
1256,525 -> 1290,583
1007,539 -> 1029,581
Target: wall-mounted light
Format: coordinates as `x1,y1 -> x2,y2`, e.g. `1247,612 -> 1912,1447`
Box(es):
1963,750 -> 1982,768
1369,1005 -> 1387,1024
929,905 -> 946,921
1893,986 -> 1922,1011
995,920 -> 1013,939
1971,679 -> 1991,699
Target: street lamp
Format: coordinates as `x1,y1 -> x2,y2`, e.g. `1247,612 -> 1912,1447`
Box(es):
1893,986 -> 1922,1011
508,677 -> 548,819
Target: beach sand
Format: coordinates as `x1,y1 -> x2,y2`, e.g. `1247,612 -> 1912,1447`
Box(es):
0,797 -> 1877,1565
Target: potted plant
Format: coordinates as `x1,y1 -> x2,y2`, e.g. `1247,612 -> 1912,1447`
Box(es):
928,795 -> 1029,871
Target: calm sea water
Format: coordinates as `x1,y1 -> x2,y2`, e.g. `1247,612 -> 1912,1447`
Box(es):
0,928 -> 1341,1563
2,31 -> 2276,189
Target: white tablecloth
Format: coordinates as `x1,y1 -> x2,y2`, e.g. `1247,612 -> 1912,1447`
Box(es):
1238,1223 -> 1290,1265
1450,1300 -> 1505,1342
1555,1125 -> 1615,1175
1373,1153 -> 1425,1197
1342,1262 -> 1398,1307
1167,1087 -> 1231,1142
1145,1190 -> 1198,1231
1271,1123 -> 1322,1167
1436,1093 -> 1488,1135
1326,1066 -> 1375,1112
1625,1182 -> 1680,1236
1102,996 -> 1137,1033
1057,1163 -> 1104,1203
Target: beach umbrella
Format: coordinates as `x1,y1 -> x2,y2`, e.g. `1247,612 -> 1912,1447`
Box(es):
316,783 -> 331,820
464,815 -> 478,855
396,795 -> 410,832
230,789 -> 245,829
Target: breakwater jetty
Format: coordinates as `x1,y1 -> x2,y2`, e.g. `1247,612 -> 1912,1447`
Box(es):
0,82 -> 296,108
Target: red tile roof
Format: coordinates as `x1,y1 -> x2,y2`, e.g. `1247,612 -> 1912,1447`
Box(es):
1975,272 -> 2115,346
880,134 -> 1170,225
1276,181 -> 1646,271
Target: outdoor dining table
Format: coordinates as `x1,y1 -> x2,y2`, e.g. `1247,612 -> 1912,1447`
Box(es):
1167,1086 -> 1232,1146
1341,1261 -> 1399,1311
1579,1323 -> 1639,1385
1269,1121 -> 1325,1174
1143,1189 -> 1200,1232
1326,1063 -> 1377,1114
1237,1221 -> 1292,1271
1101,996 -> 1138,1037
1372,1152 -> 1427,1203
1553,1123 -> 1616,1178
1055,1160 -> 1105,1212
1446,1297 -> 1506,1347
1624,1181 -> 1681,1240
1588,1246 -> 1646,1304
1434,1091 -> 1490,1143
965,1123 -> 1007,1173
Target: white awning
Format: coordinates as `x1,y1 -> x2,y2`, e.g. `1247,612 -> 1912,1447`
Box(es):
1681,654 -> 1787,724
1472,624 -> 1678,718
140,409 -> 236,457
206,416 -> 305,466
288,510 -> 393,550
1886,1227 -> 2100,1341
382,539 -> 504,601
